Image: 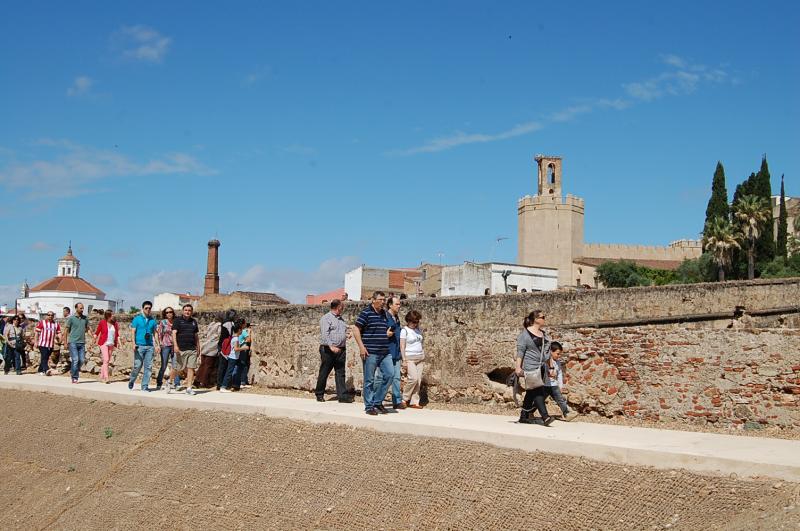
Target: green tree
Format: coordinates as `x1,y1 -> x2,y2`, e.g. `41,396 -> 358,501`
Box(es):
128,306 -> 139,314
674,254 -> 716,284
733,194 -> 771,280
704,161 -> 729,233
754,156 -> 775,263
703,216 -> 740,281
777,174 -> 788,261
596,261 -> 651,288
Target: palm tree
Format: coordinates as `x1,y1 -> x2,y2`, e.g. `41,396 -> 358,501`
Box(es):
733,194 -> 771,279
703,216 -> 740,281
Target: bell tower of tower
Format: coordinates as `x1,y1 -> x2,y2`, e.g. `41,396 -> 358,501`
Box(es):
518,154 -> 584,287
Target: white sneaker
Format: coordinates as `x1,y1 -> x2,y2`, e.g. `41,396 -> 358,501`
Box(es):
165,383 -> 172,394
219,388 -> 232,393
186,387 -> 195,396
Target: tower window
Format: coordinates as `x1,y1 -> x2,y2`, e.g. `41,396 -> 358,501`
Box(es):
547,163 -> 556,184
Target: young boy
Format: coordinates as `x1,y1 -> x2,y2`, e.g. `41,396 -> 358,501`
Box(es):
546,342 -> 578,422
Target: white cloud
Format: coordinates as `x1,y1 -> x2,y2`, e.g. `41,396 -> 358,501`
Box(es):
221,256 -> 361,304
394,121 -> 543,155
282,144 -> 316,156
66,76 -> 93,97
394,54 -> 733,155
0,284 -> 20,308
242,66 -> 271,87
115,25 -> 171,63
0,139 -> 215,198
29,241 -> 54,251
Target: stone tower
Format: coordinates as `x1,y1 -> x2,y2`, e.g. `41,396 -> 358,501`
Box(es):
518,155 -> 585,287
204,239 -> 221,295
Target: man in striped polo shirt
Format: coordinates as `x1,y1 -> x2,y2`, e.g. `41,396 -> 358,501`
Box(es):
34,311 -> 61,374
353,291 -> 394,415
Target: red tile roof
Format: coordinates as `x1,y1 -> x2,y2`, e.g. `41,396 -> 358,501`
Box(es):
29,276 -> 105,297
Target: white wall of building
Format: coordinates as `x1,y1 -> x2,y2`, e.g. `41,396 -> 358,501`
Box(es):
17,295 -> 116,317
344,267 -> 363,301
441,262 -> 558,296
153,293 -> 181,312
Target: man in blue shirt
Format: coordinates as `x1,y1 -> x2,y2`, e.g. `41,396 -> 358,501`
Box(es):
353,291 -> 394,415
129,300 -> 158,391
373,296 -> 404,409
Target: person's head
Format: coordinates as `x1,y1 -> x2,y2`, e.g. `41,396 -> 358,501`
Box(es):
74,302 -> 84,315
223,308 -> 237,323
405,310 -> 422,328
550,341 -> 563,360
182,304 -> 194,318
161,307 -> 175,320
103,309 -> 115,323
371,291 -> 386,311
45,311 -> 55,322
330,299 -> 343,315
142,301 -> 153,316
233,317 -> 245,333
387,296 -> 401,315
523,309 -> 545,328
399,293 -> 408,300
62,307 -> 71,317
11,315 -> 20,326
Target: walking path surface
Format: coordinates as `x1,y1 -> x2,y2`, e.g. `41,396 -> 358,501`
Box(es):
2,373 -> 798,482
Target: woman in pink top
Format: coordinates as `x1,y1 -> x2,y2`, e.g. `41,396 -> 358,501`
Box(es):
94,310 -> 121,383
156,307 -> 176,390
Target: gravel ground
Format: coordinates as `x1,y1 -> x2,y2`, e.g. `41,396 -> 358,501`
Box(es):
0,389 -> 798,530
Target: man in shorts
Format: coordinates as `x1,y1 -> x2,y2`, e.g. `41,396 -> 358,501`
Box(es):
169,304 -> 200,395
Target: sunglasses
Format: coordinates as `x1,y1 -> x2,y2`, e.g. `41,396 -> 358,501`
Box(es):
166,311 -> 175,314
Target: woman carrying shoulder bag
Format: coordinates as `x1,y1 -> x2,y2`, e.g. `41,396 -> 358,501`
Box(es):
515,309 -> 555,426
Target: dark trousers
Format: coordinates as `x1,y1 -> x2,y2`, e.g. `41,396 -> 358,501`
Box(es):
315,345 -> 347,400
221,357 -> 239,389
156,346 -> 173,388
37,347 -> 52,373
238,350 -> 251,386
3,344 -> 16,374
216,356 -> 230,390
521,387 -> 550,420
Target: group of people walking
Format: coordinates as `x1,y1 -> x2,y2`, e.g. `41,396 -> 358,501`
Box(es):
316,291 -> 426,415
3,295 -> 576,425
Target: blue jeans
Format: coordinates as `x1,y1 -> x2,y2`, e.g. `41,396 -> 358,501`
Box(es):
373,357 -> 402,405
156,346 -> 173,388
221,356 -> 239,389
362,352 -> 393,410
69,343 -> 86,381
545,385 -> 569,415
129,345 -> 154,390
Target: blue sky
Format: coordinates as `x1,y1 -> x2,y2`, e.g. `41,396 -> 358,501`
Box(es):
1,1 -> 798,305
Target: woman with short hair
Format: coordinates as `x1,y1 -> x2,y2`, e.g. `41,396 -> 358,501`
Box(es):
3,316 -> 24,375
515,309 -> 555,426
94,310 -> 120,384
400,310 -> 425,409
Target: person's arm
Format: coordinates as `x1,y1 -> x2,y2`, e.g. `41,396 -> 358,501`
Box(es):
172,327 -> 180,354
194,321 -> 200,353
94,322 -> 102,346
34,323 -> 42,351
352,325 -> 368,360
515,333 -> 525,377
63,320 -> 71,348
130,317 -> 137,344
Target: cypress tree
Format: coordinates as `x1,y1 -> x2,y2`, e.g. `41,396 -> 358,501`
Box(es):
704,161 -> 729,226
754,155 -> 775,262
777,174 -> 788,261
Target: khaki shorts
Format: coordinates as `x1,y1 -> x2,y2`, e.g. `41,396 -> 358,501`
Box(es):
174,349 -> 198,371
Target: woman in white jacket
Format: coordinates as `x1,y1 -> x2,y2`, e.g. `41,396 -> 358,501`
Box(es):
400,310 -> 425,409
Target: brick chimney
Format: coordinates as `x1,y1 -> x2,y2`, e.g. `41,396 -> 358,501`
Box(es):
204,239 -> 221,295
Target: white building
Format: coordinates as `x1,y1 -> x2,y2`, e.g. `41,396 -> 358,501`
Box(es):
16,246 -> 116,317
153,292 -> 200,312
440,262 -> 558,296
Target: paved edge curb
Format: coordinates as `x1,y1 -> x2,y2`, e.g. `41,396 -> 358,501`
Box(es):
2,379 -> 798,483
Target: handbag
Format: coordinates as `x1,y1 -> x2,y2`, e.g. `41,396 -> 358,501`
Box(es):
521,367 -> 544,390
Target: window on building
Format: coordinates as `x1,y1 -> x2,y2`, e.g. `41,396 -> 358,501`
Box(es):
547,163 -> 556,184
508,284 -> 518,292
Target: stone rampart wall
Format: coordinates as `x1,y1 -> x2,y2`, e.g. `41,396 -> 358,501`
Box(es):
582,242 -> 702,262
67,278 -> 800,428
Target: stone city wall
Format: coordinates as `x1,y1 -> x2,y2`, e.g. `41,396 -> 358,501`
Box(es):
57,278 -> 800,429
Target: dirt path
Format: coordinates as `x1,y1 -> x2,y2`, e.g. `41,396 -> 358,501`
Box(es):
0,390 -> 797,530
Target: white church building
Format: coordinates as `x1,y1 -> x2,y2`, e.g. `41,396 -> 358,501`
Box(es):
17,245 -> 116,317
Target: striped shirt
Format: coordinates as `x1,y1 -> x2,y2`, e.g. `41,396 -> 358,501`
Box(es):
36,320 -> 61,348
355,305 -> 389,356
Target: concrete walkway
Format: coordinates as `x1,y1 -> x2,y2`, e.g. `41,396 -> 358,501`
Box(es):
1,373 -> 798,482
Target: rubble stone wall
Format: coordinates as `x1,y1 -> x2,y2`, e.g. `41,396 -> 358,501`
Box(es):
59,278 -> 800,428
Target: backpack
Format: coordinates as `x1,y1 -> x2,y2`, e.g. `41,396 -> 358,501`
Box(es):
218,321 -> 234,357
199,321 -> 222,357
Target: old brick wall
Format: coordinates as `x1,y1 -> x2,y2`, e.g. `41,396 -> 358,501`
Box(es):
81,278 -> 800,428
